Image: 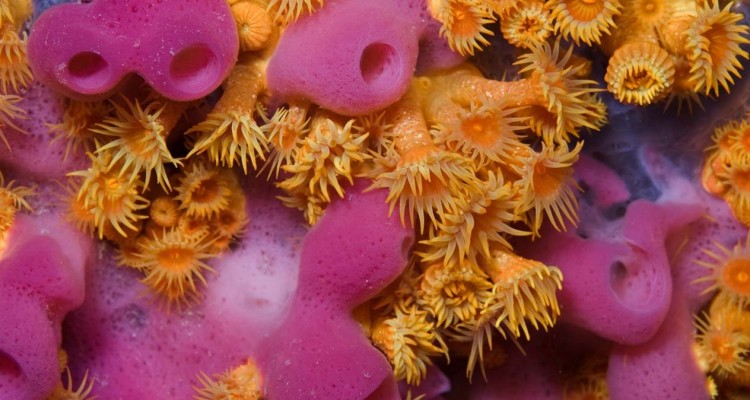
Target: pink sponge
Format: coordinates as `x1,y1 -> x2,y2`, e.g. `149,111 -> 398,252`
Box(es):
518,157 -> 702,345
267,0 -> 418,115
607,292 -> 710,400
28,0 -> 238,101
256,182 -> 414,399
267,0 -> 463,116
62,181 -> 306,399
0,214 -> 91,400
638,147 -> 748,311
0,82 -> 89,180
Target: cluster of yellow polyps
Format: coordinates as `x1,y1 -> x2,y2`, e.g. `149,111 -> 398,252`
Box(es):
0,0 -> 33,251
282,39 -> 599,385
192,1 -> 606,382
428,0 -> 750,110
58,90 -> 251,309
693,235 -> 750,394
603,0 -> 749,109
0,0 -> 31,149
703,114 -> 750,225
48,0 -> 600,390
65,127 -> 248,307
56,0 -> 284,308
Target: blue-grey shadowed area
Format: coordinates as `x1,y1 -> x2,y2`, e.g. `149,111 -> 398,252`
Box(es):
33,0 -> 74,19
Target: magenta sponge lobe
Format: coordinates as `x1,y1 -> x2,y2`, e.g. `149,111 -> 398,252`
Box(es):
266,0 -> 421,116
28,0 -> 238,101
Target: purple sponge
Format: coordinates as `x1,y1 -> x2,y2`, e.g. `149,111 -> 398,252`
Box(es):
0,214 -> 91,400
28,0 -> 238,101
256,182 -> 414,400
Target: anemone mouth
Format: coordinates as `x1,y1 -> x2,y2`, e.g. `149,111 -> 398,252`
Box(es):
685,2 -> 750,96
418,263 -> 493,327
605,42 -> 675,105
548,0 -> 623,45
500,0 -> 553,49
723,258 -> 750,297
630,0 -> 669,27
694,310 -> 750,376
138,228 -> 216,305
436,0 -> 495,56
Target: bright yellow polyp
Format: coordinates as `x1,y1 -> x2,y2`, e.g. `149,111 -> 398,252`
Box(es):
430,98 -> 525,165
366,86 -> 479,232
137,228 -> 216,306
419,171 -> 528,265
433,0 -> 495,56
0,28 -> 32,92
260,103 -> 309,179
92,97 -> 185,191
513,141 -> 582,235
694,310 -> 750,377
685,1 -> 750,96
49,99 -> 111,160
68,150 -> 149,240
417,262 -> 494,328
500,0 -> 552,50
175,159 -> 234,220
483,250 -> 563,341
278,113 -> 368,203
188,59 -> 269,174
149,196 -> 180,228
696,235 -> 750,311
605,41 -> 675,105
547,0 -> 623,46
371,307 -> 445,386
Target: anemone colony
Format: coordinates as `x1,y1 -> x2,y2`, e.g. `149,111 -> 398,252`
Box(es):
2,0 -> 750,398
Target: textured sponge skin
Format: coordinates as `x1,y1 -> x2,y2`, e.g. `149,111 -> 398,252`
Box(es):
267,0 -> 418,116
266,0 -> 462,116
256,182 -> 414,400
0,214 -> 91,400
28,0 -> 238,101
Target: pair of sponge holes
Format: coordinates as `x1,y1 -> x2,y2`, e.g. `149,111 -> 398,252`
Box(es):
66,44 -> 219,95
69,41 -> 398,92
